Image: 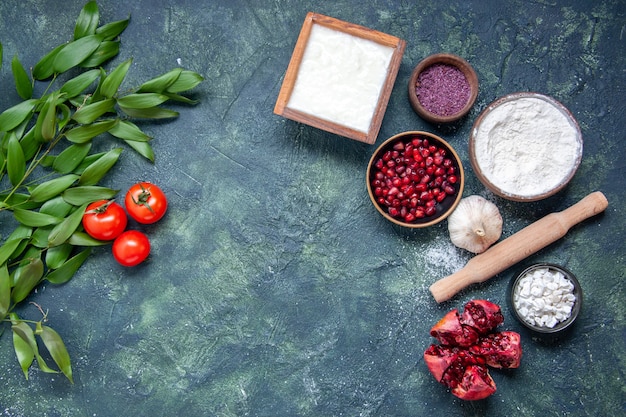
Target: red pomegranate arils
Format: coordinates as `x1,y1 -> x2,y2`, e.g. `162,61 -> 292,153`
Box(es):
370,135 -> 459,223
424,300 -> 522,401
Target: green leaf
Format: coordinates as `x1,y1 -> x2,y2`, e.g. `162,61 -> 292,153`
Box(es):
11,256 -> 44,303
109,120 -> 152,142
32,44 -> 65,80
34,94 -> 57,142
71,98 -> 115,124
116,93 -> 169,109
95,18 -> 130,41
45,243 -> 73,270
13,209 -> 62,227
11,319 -> 35,379
48,203 -> 88,247
39,196 -> 73,218
78,147 -> 122,186
164,92 -> 199,105
0,99 -> 38,132
68,232 -> 109,246
64,119 -> 118,143
19,127 -> 40,161
0,192 -> 41,210
28,174 -> 80,203
52,35 -> 102,73
119,106 -> 179,119
72,152 -> 105,174
11,55 -> 33,99
124,139 -> 155,162
0,264 -> 10,319
30,227 -> 53,249
100,58 -> 132,98
7,133 -> 26,186
166,70 -> 204,93
60,69 -> 100,98
40,326 -> 73,383
53,142 -> 92,174
137,68 -> 183,93
46,248 -> 90,284
57,103 -> 72,130
11,316 -> 57,375
73,0 -> 99,40
79,40 -> 120,68
0,237 -> 28,266
62,185 -> 118,205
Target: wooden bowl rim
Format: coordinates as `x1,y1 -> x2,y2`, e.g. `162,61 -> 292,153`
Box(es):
366,131 -> 465,228
408,53 -> 479,124
468,92 -> 583,202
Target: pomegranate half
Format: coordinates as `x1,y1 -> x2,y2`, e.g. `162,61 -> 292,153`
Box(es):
424,300 -> 522,400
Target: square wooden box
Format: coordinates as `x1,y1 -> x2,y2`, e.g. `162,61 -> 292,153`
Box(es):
274,13 -> 406,144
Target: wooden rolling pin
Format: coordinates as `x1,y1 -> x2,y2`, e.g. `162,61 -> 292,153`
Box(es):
429,191 -> 608,303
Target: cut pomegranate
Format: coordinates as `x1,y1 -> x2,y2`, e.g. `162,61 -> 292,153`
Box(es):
424,300 -> 522,401
429,309 -> 478,347
451,365 -> 497,401
471,331 -> 522,369
460,299 -> 504,334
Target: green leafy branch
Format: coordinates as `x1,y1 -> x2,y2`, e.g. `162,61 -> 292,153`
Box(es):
0,1 -> 203,382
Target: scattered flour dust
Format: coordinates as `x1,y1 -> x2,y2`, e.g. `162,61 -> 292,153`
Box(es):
423,238 -> 469,279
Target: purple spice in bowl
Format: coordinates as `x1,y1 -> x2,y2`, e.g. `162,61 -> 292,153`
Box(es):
416,64 -> 471,116
408,53 -> 479,124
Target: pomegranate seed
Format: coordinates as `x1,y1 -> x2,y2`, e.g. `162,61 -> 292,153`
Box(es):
425,206 -> 437,216
444,185 -> 456,195
448,175 -> 458,184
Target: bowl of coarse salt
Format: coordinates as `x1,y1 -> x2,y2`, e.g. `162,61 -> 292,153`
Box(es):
509,263 -> 583,335
469,93 -> 583,202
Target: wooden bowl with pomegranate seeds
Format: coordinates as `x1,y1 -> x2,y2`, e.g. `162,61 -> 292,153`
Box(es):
366,131 -> 464,228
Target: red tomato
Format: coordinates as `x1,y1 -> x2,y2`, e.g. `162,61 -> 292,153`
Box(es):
125,182 -> 168,224
112,230 -> 150,267
82,200 -> 128,241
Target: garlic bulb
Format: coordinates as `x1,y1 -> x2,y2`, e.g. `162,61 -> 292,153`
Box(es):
447,195 -> 502,254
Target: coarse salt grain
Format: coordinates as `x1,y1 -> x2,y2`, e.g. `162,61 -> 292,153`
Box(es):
415,64 -> 470,116
513,267 -> 576,328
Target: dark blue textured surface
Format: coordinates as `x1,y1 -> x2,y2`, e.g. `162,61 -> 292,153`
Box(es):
0,1 -> 624,415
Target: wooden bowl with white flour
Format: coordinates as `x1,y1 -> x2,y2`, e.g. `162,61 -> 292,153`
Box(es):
469,93 -> 583,202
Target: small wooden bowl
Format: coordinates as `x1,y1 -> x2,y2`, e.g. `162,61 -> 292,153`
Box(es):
408,53 -> 479,124
366,131 -> 465,228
